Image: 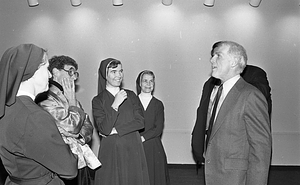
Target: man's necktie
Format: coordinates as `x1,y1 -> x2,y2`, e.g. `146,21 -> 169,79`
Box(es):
206,84 -> 223,148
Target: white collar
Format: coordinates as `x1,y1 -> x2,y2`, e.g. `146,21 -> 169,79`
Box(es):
138,92 -> 152,110
16,90 -> 35,100
106,86 -> 120,96
139,92 -> 152,98
222,75 -> 240,97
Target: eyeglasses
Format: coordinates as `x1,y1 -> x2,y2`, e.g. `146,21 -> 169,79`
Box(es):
62,67 -> 79,79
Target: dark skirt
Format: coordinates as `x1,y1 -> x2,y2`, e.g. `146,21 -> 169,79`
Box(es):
143,138 -> 170,185
64,167 -> 94,185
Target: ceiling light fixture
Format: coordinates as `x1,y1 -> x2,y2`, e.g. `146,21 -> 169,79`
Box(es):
204,0 -> 215,7
113,0 -> 123,6
27,0 -> 39,7
70,0 -> 82,7
162,0 -> 172,6
249,0 -> 262,7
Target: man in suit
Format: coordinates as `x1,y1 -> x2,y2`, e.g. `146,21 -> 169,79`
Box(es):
192,42 -> 272,165
192,41 -> 272,185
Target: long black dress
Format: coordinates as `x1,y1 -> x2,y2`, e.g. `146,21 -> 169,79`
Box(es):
139,96 -> 170,185
92,89 -> 150,185
0,96 -> 78,185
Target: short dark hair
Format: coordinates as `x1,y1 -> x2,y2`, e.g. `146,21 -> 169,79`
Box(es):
48,55 -> 78,74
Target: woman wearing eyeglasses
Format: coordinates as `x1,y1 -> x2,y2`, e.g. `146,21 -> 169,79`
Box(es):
38,55 -> 100,185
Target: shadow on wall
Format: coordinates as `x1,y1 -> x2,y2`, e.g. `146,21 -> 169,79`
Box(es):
0,158 -> 8,185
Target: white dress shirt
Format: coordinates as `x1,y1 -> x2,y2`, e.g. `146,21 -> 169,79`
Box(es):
206,75 -> 241,129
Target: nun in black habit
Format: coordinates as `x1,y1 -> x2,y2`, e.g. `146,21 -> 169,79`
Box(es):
0,44 -> 78,185
92,58 -> 150,185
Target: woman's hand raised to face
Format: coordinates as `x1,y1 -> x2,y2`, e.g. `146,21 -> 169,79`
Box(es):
62,77 -> 77,106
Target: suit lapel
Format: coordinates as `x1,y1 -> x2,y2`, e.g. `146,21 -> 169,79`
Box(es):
209,78 -> 246,140
203,77 -> 220,107
203,81 -> 216,107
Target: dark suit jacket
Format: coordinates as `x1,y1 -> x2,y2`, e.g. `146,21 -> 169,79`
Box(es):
191,65 -> 272,163
204,78 -> 271,185
241,65 -> 272,116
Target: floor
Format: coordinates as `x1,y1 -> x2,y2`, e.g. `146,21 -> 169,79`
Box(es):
169,164 -> 300,185
1,163 -> 300,185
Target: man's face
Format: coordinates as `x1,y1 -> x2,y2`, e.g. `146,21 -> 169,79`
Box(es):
210,44 -> 233,82
106,64 -> 123,88
54,64 -> 78,84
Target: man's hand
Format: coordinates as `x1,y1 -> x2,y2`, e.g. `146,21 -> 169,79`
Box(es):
62,78 -> 77,106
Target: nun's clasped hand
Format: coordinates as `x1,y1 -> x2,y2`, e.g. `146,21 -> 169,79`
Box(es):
112,89 -> 127,109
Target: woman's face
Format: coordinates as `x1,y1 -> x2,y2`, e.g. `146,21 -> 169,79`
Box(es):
106,64 -> 123,88
140,74 -> 154,94
31,54 -> 52,95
